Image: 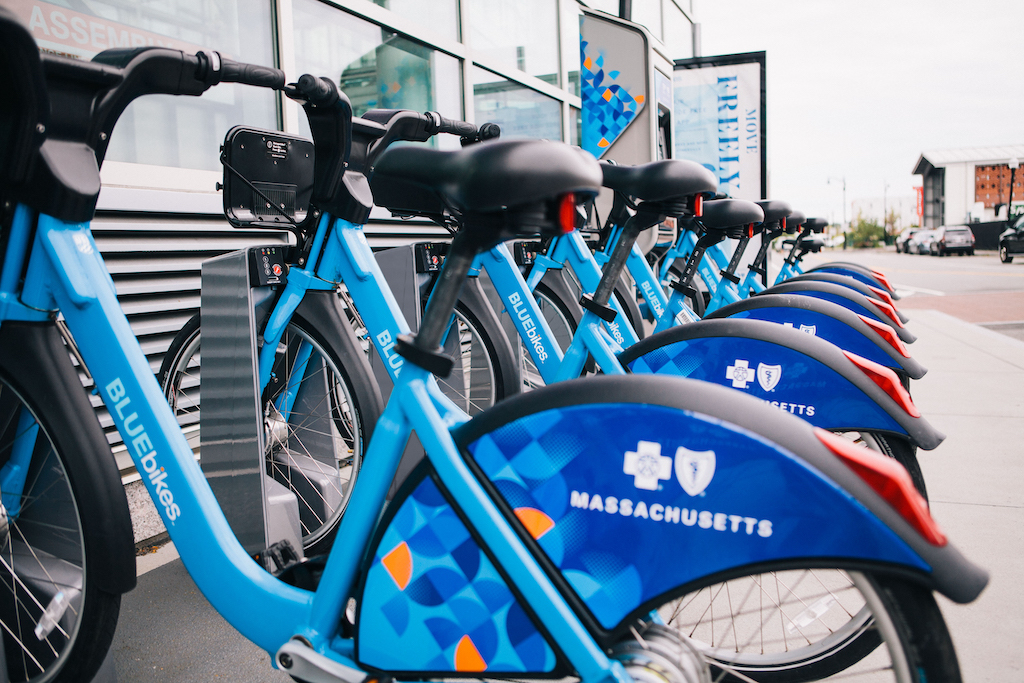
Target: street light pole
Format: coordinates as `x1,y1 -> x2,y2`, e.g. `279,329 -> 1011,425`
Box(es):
827,176 -> 846,227
1008,157 -> 1019,222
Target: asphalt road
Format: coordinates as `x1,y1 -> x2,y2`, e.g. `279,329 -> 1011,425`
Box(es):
795,248 -> 1024,340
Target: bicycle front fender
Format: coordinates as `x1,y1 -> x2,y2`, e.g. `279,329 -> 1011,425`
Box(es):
453,376 -> 985,641
617,319 -> 944,450
706,294 -> 927,380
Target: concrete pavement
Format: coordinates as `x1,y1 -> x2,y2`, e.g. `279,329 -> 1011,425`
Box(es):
110,306 -> 1024,681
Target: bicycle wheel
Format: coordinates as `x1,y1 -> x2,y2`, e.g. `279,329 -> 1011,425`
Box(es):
654,571 -> 960,683
159,311 -> 372,557
0,324 -> 131,683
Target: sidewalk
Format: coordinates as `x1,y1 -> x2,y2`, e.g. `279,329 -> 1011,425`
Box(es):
904,310 -> 1024,681
111,309 -> 1023,681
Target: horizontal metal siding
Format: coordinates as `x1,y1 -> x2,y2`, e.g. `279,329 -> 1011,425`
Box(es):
88,210 -> 448,479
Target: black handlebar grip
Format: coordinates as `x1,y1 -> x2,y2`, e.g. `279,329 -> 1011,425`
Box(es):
296,73 -> 339,106
424,112 -> 478,138
218,56 -> 285,89
478,122 -> 501,141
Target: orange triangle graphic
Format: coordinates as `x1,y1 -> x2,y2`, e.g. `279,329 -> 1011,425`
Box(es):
514,507 -> 555,539
381,541 -> 412,590
454,635 -> 487,672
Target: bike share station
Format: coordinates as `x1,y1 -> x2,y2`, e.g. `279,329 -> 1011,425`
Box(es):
176,9 -> 681,572
114,11 -> 680,675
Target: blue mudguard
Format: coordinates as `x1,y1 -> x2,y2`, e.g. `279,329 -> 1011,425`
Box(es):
357,464 -> 564,675
452,376 -> 985,643
805,263 -> 899,298
776,272 -> 910,324
763,281 -> 917,344
706,294 -> 926,380
617,319 -> 943,449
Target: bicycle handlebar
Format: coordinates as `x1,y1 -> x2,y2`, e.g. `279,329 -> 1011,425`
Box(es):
196,51 -> 286,89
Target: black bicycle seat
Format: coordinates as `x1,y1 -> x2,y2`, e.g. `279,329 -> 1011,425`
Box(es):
757,199 -> 792,225
700,199 -> 764,236
0,8 -> 49,187
601,159 -> 717,203
371,139 -> 601,218
785,210 -> 806,233
804,217 -> 828,233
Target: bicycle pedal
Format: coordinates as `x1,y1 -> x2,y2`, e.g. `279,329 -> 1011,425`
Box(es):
259,538 -> 301,574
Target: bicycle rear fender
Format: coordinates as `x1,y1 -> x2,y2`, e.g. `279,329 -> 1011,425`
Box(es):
763,281 -> 917,344
782,272 -> 910,324
706,294 -> 926,380
449,376 -> 985,643
617,319 -> 943,450
805,263 -> 898,298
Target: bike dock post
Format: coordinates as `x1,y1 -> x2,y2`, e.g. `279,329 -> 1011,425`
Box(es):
198,247 -> 305,560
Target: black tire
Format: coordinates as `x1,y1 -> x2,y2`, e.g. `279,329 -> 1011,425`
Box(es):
159,310 -> 377,557
436,298 -> 520,414
0,323 -> 132,682
1000,244 -> 1013,263
656,571 -> 961,682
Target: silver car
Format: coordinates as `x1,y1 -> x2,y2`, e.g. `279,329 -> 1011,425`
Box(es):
930,225 -> 975,256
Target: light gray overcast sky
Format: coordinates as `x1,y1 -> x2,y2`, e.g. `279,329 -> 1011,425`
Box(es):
695,0 -> 1024,224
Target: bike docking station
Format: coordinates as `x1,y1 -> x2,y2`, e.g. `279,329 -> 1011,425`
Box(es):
199,245 -> 309,565
581,8 -> 676,254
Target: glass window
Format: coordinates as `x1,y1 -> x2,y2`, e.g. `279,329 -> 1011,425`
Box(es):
663,1 -> 694,60
563,0 -> 582,97
473,67 -> 562,140
570,106 -> 582,148
370,0 -> 460,43
15,0 -> 278,171
464,0 -> 560,86
293,0 -> 462,137
584,0 -> 620,15
631,0 -> 662,41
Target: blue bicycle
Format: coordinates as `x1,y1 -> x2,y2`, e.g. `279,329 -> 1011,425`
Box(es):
0,13 -> 985,683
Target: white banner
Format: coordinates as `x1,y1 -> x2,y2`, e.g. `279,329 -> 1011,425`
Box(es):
674,59 -> 763,200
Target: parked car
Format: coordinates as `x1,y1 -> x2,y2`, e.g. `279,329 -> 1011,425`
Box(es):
896,227 -> 922,253
999,214 -> 1024,263
929,225 -> 975,256
908,229 -> 938,254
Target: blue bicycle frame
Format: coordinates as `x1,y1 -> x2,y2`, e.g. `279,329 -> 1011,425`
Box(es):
1,204 -> 635,683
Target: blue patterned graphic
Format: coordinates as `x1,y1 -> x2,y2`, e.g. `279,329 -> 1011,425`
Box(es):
627,337 -> 906,434
467,402 -> 926,630
581,39 -> 645,158
358,476 -> 557,673
724,308 -> 904,372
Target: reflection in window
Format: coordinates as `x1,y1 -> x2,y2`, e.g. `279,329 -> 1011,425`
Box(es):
473,67 -> 562,141
371,0 -> 460,42
585,0 -> 620,15
13,0 -> 278,170
663,1 -> 694,60
293,0 -> 462,138
570,106 -> 582,148
632,0 -> 663,41
464,0 -> 559,86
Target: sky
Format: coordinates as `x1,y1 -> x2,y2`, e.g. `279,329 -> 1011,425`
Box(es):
695,0 -> 1024,225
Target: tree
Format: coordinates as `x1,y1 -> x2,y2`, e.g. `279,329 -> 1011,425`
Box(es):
847,211 -> 885,248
